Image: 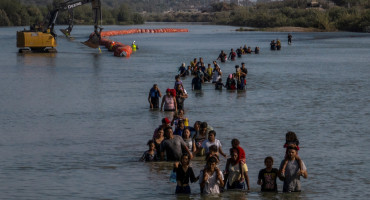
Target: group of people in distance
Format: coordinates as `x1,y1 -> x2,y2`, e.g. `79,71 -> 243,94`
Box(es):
270,39 -> 282,50
180,57 -> 249,91
271,34 -> 293,50
218,45 -> 260,63
141,116 -> 308,194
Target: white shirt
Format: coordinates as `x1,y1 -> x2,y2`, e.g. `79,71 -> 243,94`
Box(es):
212,69 -> 222,82
199,169 -> 224,194
201,139 -> 222,154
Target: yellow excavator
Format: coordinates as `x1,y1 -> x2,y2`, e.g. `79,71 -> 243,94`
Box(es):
17,0 -> 103,53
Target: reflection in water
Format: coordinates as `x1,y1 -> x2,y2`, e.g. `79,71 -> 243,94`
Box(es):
17,52 -> 56,67
237,90 -> 247,99
194,90 -> 204,97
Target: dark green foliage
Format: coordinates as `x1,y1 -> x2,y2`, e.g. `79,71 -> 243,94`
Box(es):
1,0 -> 144,27
0,9 -> 11,26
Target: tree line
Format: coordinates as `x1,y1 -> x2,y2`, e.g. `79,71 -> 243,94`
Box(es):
145,1 -> 370,32
1,0 -> 370,32
0,0 -> 144,27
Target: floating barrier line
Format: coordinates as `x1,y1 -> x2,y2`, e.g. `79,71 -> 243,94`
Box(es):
100,28 -> 189,37
92,28 -> 189,57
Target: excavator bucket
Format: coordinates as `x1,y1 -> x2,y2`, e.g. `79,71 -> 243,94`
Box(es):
82,34 -> 100,49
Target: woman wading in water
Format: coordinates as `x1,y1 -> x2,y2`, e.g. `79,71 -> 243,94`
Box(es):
160,88 -> 177,112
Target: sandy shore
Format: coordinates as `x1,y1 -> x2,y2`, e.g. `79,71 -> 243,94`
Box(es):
237,26 -> 325,32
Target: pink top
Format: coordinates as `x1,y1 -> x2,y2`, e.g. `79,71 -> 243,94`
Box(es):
163,95 -> 175,110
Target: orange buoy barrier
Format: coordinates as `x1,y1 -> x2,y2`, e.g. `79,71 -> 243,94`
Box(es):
114,45 -> 132,57
92,28 -> 188,58
100,28 -> 188,37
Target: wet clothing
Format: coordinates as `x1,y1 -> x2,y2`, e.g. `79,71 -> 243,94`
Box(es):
243,46 -> 248,53
160,135 -> 187,161
212,69 -> 222,83
279,159 -> 307,192
173,128 -> 184,137
140,150 -> 158,162
176,164 -> 197,185
194,132 -> 207,149
188,127 -> 198,139
255,47 -> 260,54
175,88 -> 186,110
226,162 -> 248,189
199,169 -> 224,194
270,42 -> 276,50
228,51 -> 236,61
215,82 -> 224,90
226,78 -> 236,90
237,77 -> 245,90
236,49 -> 243,57
218,52 -> 226,62
192,76 -> 202,90
154,139 -> 162,153
185,69 -> 190,76
175,185 -> 191,194
149,88 -> 161,108
241,67 -> 248,77
163,95 -> 175,111
179,66 -> 187,77
207,67 -> 213,78
201,139 -> 222,154
183,138 -> 194,152
258,168 -> 279,192
236,146 -> 246,163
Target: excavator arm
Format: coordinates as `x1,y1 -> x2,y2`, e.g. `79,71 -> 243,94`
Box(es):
47,0 -> 103,47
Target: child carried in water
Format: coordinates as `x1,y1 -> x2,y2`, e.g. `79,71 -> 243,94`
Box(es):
205,145 -> 220,163
139,140 -> 158,162
231,139 -> 246,163
280,131 -> 304,177
173,154 -> 199,194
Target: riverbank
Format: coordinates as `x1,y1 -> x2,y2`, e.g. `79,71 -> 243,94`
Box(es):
236,26 -> 326,32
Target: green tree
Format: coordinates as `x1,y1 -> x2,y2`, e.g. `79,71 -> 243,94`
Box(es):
116,4 -> 131,23
0,9 -> 11,26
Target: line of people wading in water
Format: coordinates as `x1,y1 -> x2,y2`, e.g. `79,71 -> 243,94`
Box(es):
140,118 -> 308,194
144,35 -> 306,194
148,58 -> 248,112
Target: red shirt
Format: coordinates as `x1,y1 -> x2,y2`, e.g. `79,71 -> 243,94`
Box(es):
237,146 -> 246,163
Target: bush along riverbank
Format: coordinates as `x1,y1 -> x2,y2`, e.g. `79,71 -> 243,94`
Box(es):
145,1 -> 370,33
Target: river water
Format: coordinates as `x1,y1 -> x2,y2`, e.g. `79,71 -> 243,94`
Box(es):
0,23 -> 369,199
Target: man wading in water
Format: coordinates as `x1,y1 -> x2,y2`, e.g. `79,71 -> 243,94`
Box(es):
279,146 -> 308,192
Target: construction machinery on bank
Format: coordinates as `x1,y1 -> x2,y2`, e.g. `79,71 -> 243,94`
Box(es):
17,0 -> 103,53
